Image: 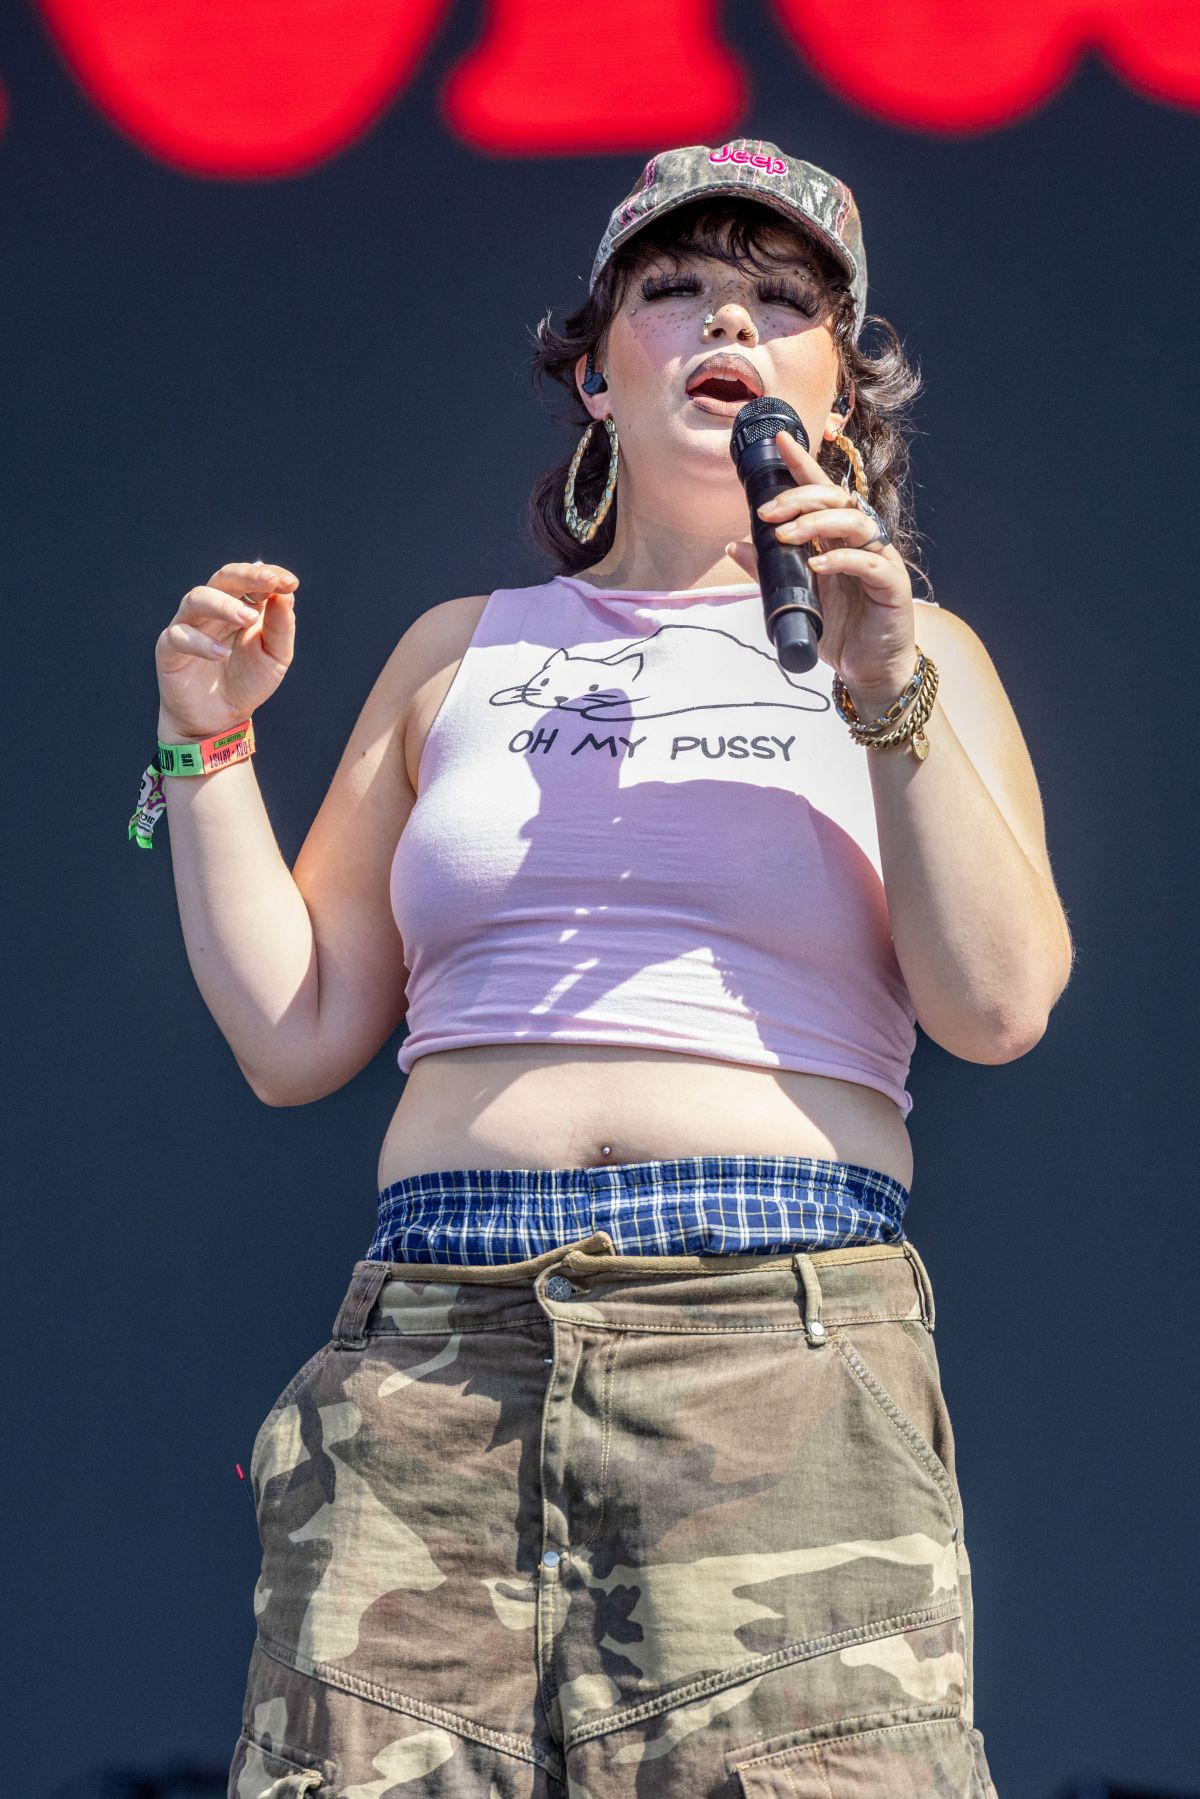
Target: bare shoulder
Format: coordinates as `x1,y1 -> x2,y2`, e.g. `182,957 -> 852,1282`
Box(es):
912,601 -> 1059,887
398,593 -> 491,793
282,593 -> 490,1103
911,600 -> 984,653
381,593 -> 491,717
910,599 -> 1014,706
311,593 -> 490,804
292,591 -> 488,899
911,600 -> 1018,721
401,592 -> 492,668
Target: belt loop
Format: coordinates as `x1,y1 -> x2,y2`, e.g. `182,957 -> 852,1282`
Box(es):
901,1240 -> 936,1332
792,1252 -> 829,1348
332,1260 -> 391,1349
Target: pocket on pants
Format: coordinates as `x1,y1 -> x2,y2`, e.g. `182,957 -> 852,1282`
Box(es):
228,1727 -> 328,1796
832,1318 -> 962,1525
731,1709 -> 991,1796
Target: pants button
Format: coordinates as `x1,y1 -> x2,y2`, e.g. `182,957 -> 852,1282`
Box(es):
545,1275 -> 576,1300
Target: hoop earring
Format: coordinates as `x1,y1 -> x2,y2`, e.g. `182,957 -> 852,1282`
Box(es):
832,430 -> 869,500
564,417 -> 619,544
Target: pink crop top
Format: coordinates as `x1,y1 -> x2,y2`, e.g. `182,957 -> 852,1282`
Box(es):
390,576 -> 936,1116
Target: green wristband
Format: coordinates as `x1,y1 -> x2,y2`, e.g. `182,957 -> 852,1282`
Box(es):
128,718 -> 256,849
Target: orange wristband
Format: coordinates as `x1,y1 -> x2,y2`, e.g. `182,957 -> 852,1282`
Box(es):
156,717 -> 256,775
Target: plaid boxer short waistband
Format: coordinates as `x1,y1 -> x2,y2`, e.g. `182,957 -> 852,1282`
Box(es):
367,1154 -> 910,1265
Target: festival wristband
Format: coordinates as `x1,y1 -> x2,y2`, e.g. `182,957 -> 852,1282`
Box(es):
127,718 -> 256,849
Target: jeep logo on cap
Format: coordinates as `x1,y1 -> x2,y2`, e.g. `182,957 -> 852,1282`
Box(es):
709,146 -> 788,177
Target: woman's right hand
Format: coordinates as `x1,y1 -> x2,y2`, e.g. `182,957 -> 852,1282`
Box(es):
155,559 -> 299,741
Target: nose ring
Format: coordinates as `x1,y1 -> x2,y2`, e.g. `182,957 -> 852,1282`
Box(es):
702,311 -> 715,337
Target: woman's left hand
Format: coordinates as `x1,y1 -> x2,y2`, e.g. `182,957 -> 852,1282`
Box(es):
725,430 -> 917,708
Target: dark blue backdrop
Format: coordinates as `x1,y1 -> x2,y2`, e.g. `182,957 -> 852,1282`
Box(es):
4,1 -> 1198,1793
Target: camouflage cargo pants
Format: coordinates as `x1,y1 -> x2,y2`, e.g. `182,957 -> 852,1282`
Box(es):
230,1231 -> 999,1796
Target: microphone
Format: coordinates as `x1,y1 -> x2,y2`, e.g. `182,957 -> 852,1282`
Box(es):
730,395 -> 823,673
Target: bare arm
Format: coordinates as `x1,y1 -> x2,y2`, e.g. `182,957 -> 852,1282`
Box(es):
846,605 -> 1075,1062
158,580 -> 484,1104
731,432 -> 1074,1064
159,750 -> 326,1097
159,632 -> 417,1103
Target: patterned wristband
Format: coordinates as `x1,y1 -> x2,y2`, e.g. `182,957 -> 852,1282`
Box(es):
157,718 -> 256,775
128,718 -> 256,849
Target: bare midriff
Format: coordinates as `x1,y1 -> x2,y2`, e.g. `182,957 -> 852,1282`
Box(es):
376,1046 -> 913,1190
378,615 -> 915,1195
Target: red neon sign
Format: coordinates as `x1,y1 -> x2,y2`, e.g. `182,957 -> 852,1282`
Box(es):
443,0 -> 746,153
20,0 -> 1200,170
35,0 -> 448,177
771,0 -> 1200,131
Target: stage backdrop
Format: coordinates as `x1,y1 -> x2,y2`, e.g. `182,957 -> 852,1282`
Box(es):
4,2 -> 1198,1794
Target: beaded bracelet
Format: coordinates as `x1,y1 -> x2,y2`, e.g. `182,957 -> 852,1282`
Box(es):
128,718 -> 256,848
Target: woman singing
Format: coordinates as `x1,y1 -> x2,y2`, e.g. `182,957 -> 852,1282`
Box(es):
137,139 -> 1071,1797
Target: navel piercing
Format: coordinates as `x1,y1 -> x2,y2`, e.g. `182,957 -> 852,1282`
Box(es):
701,312 -> 715,337
600,1145 -> 612,1156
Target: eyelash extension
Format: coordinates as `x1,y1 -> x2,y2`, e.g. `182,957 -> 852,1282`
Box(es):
639,272 -> 821,318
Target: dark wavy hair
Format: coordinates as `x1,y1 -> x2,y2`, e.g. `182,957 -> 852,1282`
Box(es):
525,197 -> 931,599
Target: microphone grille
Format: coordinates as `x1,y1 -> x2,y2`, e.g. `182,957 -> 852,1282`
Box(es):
730,395 -> 809,468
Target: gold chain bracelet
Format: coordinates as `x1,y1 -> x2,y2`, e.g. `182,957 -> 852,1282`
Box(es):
832,650 -> 939,761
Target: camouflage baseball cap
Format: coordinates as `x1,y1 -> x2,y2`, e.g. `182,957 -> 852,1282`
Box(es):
590,139 -> 867,339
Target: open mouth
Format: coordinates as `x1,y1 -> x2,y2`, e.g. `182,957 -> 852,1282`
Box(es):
690,375 -> 757,403
685,354 -> 765,417
683,379 -> 759,417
